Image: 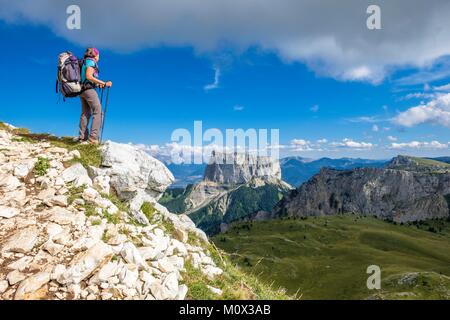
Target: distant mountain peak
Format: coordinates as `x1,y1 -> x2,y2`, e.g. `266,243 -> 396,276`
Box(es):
386,155 -> 450,172
203,152 -> 283,185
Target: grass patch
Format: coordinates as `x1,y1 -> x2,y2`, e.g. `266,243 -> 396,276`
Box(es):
141,202 -> 157,221
182,247 -> 294,300
102,230 -> 112,243
67,185 -> 86,205
101,192 -> 128,212
103,209 -> 121,224
82,203 -> 97,217
213,214 -> 450,300
50,136 -> 101,168
13,133 -> 101,168
91,219 -> 102,226
141,202 -> 176,236
34,157 -> 50,176
0,121 -> 30,135
12,136 -> 35,143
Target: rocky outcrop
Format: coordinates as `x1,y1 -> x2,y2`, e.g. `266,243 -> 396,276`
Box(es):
161,152 -> 292,235
386,155 -> 450,173
88,141 -> 175,225
204,151 -> 283,185
100,141 -> 175,198
273,166 -> 450,222
0,125 -> 222,300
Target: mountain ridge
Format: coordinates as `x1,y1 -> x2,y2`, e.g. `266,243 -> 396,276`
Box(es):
272,155 -> 450,223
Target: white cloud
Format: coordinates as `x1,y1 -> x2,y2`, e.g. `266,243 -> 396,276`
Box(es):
387,135 -> 398,141
394,93 -> 450,128
344,66 -> 374,82
399,92 -> 436,100
290,139 -> 313,151
317,138 -> 328,143
204,67 -> 220,91
330,138 -> 373,149
390,140 -> 449,149
434,83 -> 450,92
372,124 -> 379,132
3,0 -> 450,83
346,116 -> 389,123
310,104 -> 319,112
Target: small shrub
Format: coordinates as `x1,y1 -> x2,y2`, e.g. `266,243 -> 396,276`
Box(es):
91,219 -> 102,226
68,185 -> 86,205
141,202 -> 157,221
103,209 -> 121,224
34,157 -> 50,176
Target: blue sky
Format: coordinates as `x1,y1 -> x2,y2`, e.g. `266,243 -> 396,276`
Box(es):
1,1 -> 450,160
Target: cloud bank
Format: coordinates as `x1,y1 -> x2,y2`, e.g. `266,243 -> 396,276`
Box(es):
394,92 -> 450,128
2,0 -> 450,82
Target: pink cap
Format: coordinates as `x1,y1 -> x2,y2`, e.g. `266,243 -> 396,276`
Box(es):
92,47 -> 99,56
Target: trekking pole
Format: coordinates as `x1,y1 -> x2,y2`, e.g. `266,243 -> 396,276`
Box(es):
100,86 -> 110,144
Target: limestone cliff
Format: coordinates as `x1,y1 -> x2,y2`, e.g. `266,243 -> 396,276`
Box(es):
273,157 -> 450,222
161,152 -> 292,235
203,151 -> 283,185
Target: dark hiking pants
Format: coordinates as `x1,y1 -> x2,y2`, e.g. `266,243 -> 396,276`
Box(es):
79,89 -> 102,141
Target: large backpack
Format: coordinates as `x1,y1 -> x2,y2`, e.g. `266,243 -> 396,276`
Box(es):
56,51 -> 82,99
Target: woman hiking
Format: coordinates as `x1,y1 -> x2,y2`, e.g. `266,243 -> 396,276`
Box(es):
78,47 -> 112,145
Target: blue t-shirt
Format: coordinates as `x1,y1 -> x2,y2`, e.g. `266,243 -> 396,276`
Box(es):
81,59 -> 97,83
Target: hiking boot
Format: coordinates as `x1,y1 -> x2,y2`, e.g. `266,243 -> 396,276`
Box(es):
88,138 -> 99,146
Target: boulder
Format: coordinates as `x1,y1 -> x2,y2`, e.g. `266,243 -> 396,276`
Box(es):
100,141 -> 174,201
14,271 -> 51,300
176,284 -> 188,300
93,175 -> 111,195
7,256 -> 33,272
120,242 -> 149,270
2,226 -> 39,253
13,159 -> 36,179
61,242 -> 113,284
47,207 -> 85,226
0,206 -> 20,218
61,163 -> 92,187
0,175 -> 22,191
7,270 -> 26,285
162,272 -> 179,299
118,264 -> 139,288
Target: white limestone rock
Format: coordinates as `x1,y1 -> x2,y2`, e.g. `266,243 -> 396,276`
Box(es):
100,141 -> 174,201
61,163 -> 92,187
14,271 -> 51,300
2,226 -> 39,253
61,242 -> 113,284
0,206 -> 20,218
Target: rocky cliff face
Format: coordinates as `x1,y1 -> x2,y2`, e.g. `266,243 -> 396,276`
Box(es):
203,152 -> 282,185
161,152 -> 292,235
273,164 -> 450,223
0,126 -> 224,300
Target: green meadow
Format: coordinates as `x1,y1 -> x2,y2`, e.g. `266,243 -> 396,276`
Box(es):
213,215 -> 450,299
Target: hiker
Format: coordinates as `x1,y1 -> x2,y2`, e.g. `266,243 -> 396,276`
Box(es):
78,47 -> 112,145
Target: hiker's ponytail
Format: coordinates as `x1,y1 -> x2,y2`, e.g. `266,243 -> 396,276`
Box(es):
84,47 -> 99,59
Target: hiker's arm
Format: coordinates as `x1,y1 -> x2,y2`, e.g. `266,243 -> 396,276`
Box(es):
86,67 -> 112,87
